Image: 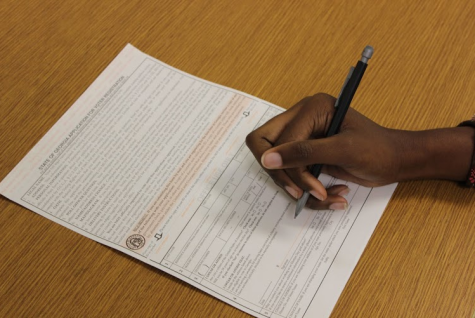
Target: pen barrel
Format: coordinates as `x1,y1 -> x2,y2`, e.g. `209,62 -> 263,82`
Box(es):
308,61 -> 368,179
297,54 -> 371,217
310,163 -> 323,178
326,60 -> 367,136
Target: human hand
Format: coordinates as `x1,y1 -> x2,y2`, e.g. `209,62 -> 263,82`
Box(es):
246,93 -> 474,210
246,93 -> 402,210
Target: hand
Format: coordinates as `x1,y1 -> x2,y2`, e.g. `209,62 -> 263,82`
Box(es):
245,93 -> 474,210
246,93 -> 400,210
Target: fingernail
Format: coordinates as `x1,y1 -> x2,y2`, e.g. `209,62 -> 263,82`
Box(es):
337,188 -> 350,196
329,203 -> 348,210
285,186 -> 299,199
310,190 -> 325,201
262,152 -> 282,169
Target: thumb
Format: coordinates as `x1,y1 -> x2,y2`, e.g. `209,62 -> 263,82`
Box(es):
261,136 -> 349,169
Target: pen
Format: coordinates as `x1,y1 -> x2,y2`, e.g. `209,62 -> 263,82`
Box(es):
294,45 -> 374,218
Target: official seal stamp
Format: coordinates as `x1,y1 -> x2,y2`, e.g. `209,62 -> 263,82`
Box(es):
126,234 -> 145,250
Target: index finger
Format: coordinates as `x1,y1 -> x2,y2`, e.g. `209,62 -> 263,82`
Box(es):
245,97 -> 310,161
273,93 -> 336,147
245,97 -> 313,199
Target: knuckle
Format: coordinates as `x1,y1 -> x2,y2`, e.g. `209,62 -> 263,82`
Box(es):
245,131 -> 256,147
295,142 -> 313,159
275,131 -> 299,146
311,93 -> 336,110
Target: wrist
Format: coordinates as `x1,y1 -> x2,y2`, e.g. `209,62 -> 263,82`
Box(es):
392,127 -> 475,182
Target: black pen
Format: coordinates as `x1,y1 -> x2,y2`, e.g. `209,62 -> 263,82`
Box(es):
294,46 -> 374,218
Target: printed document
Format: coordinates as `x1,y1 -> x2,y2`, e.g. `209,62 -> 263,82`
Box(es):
0,44 -> 396,318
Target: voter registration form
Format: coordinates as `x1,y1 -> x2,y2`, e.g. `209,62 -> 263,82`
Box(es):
0,44 -> 396,318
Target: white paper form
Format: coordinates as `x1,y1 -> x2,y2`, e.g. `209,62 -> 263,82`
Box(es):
0,44 -> 397,318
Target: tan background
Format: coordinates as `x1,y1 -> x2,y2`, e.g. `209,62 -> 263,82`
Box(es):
1,0 -> 475,317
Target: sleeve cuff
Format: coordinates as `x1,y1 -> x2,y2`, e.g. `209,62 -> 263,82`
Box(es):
458,118 -> 475,187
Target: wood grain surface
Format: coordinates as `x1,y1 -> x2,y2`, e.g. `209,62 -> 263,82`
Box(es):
1,0 -> 475,317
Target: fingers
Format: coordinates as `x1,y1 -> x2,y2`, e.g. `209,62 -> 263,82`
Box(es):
246,94 -> 351,208
273,93 -> 336,145
245,96 -> 311,160
248,94 -> 338,199
261,135 -> 350,169
266,168 -> 303,199
270,94 -> 338,199
284,167 -> 328,201
246,97 -> 312,196
260,136 -> 354,201
303,184 -> 349,210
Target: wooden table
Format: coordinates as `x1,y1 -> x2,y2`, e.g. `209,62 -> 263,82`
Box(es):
1,0 -> 475,317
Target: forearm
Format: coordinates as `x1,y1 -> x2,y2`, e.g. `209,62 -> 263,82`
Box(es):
394,127 -> 475,182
